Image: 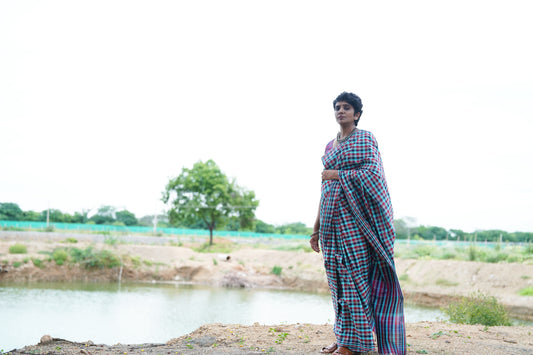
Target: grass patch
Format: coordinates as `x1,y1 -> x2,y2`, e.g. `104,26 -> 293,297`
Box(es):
193,242 -> 238,254
13,261 -> 22,268
9,244 -> 27,254
398,274 -> 409,282
443,291 -> 511,326
435,278 -> 459,287
271,265 -> 282,276
62,237 -> 78,244
518,286 -> 533,296
129,255 -> 142,268
272,243 -> 312,253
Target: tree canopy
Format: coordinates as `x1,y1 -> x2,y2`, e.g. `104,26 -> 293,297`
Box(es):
162,160 -> 259,245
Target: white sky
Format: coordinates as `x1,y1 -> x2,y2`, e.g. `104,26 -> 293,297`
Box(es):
1,1 -> 532,233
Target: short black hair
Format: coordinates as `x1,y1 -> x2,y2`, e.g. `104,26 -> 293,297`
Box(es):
333,92 -> 363,115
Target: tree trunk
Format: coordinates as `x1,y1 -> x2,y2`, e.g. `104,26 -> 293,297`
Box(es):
209,227 -> 214,245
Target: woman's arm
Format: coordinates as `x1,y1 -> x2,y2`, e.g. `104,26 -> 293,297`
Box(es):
310,204 -> 321,253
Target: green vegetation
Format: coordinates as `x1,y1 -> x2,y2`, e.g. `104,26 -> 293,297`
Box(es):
162,160 -> 259,245
394,243 -> 532,263
69,247 -> 120,269
129,255 -> 142,268
37,246 -> 121,269
272,243 -> 312,253
398,274 -> 409,282
271,265 -> 282,276
62,237 -> 78,243
444,291 -> 511,326
435,278 -> 459,287
193,242 -> 239,254
518,287 -> 533,296
104,235 -> 120,246
52,249 -> 69,265
8,244 -> 27,254
13,261 -> 22,268
32,258 -> 43,268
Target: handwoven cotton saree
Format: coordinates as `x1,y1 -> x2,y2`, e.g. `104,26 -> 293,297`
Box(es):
320,130 -> 406,354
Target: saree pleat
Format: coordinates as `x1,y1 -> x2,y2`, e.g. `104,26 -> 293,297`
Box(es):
320,130 -> 406,354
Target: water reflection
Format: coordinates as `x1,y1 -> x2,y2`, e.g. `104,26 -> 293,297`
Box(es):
0,282 -> 442,351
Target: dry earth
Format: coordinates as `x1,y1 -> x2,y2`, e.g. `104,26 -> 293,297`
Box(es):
1,231 -> 533,354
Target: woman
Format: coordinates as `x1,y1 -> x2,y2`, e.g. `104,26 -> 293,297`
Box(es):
310,92 -> 406,355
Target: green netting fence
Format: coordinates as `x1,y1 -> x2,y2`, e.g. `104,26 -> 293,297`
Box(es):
0,220 -> 308,240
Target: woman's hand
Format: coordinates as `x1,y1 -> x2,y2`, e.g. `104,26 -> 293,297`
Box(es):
322,169 -> 339,181
310,232 -> 320,253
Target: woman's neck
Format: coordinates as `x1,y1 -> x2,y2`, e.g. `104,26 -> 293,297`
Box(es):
339,124 -> 356,139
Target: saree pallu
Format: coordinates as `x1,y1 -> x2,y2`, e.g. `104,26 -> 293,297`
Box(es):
320,130 -> 406,354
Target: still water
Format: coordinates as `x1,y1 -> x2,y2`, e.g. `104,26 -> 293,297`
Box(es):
0,282 -> 443,351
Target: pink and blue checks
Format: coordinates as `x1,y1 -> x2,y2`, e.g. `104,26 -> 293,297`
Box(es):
320,130 -> 406,354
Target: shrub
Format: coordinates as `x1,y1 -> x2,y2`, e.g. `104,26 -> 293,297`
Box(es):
518,287 -> 533,296
483,252 -> 508,263
439,250 -> 457,260
468,245 -> 477,261
271,265 -> 282,276
52,249 -> 69,265
63,237 -> 78,244
69,247 -> 120,269
104,235 -> 119,246
13,261 -> 22,268
444,291 -> 510,326
32,258 -> 43,268
413,245 -> 436,258
9,244 -> 27,254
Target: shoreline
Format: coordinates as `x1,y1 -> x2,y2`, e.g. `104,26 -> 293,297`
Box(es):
2,231 -> 533,353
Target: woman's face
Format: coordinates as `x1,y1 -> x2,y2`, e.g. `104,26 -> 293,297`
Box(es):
334,101 -> 360,126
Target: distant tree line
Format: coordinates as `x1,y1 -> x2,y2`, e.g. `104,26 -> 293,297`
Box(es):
394,218 -> 532,243
2,202 -> 532,242
0,202 -> 312,235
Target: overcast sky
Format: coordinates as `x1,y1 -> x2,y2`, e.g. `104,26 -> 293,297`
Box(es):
1,0 -> 532,233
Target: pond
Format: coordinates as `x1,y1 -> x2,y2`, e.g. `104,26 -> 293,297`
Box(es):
0,282 -> 444,351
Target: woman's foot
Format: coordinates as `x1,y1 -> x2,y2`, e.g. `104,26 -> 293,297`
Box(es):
332,346 -> 353,355
320,342 -> 338,353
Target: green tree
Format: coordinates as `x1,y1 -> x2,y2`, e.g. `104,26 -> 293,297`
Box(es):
21,210 -> 41,222
116,210 -> 138,226
89,205 -> 116,225
0,202 -> 23,220
255,219 -> 275,234
275,222 -> 312,235
162,160 -> 259,245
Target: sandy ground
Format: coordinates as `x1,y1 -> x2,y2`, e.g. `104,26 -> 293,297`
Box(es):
1,231 -> 533,354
